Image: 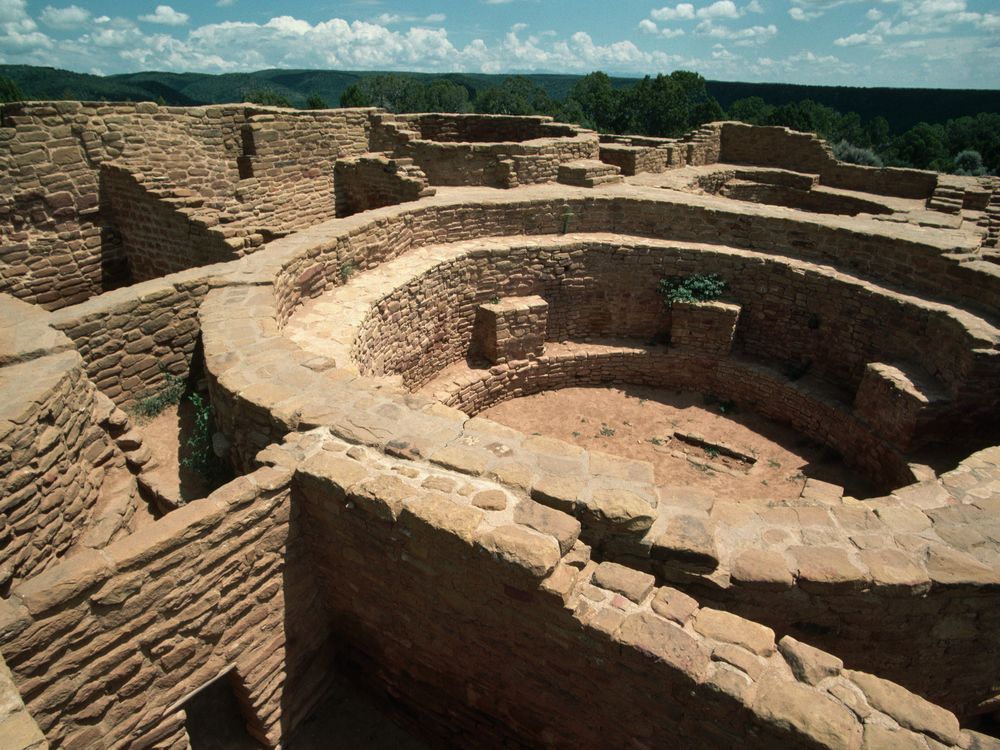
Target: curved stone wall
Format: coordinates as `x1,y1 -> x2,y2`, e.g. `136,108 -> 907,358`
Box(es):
345,236 -> 997,427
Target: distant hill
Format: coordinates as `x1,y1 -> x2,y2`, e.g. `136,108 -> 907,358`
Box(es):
2,64 -> 999,133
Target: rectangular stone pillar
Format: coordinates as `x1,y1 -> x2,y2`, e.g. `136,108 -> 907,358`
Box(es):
669,301 -> 740,355
474,296 -> 548,364
853,361 -> 947,451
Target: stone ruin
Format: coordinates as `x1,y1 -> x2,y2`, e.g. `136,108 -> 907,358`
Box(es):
1,101 -> 999,750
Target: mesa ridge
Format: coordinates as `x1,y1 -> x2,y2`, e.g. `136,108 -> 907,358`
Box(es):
1,101 -> 999,749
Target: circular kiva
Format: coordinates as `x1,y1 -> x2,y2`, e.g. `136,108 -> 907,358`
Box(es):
198,188 -> 1000,719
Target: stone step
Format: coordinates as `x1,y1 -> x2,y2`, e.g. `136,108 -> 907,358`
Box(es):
557,159 -> 624,188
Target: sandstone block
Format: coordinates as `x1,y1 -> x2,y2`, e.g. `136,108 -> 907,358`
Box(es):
731,549 -> 794,588
650,586 -> 699,625
693,608 -> 775,656
401,493 -> 484,545
790,546 -> 868,589
847,670 -> 961,745
778,636 -> 842,686
477,524 -> 560,579
513,499 -> 581,555
589,488 -> 656,533
617,611 -> 709,680
753,674 -> 861,750
591,562 -> 655,603
651,515 -> 718,570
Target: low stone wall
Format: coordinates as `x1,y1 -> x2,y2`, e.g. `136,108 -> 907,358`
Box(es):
431,343 -> 912,490
0,467 -> 332,749
0,297 -> 125,588
402,135 -> 598,188
102,166 -> 242,282
333,154 -> 432,217
720,123 -> 938,199
290,433 -> 978,749
399,113 -> 580,143
48,269 -> 212,408
268,193 -> 1000,336
343,236 -> 996,442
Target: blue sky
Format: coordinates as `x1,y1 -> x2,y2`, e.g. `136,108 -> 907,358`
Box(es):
1,0 -> 997,87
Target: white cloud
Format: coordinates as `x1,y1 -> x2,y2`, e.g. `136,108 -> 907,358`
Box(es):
744,0 -> 764,13
650,3 -> 696,21
639,18 -> 658,32
696,19 -> 777,43
138,5 -> 189,26
375,12 -> 447,25
662,27 -> 686,36
697,0 -> 741,18
216,0 -> 237,6
39,5 -> 91,30
788,7 -> 821,20
835,29 -> 883,44
866,8 -> 883,20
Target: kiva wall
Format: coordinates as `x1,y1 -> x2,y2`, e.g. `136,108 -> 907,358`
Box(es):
719,123 -> 939,199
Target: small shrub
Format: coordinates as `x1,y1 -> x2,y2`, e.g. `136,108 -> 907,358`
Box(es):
244,88 -> 292,108
659,273 -> 726,307
953,149 -> 986,176
340,262 -> 356,281
180,393 -> 228,488
832,140 -> 883,167
305,93 -> 328,110
133,370 -> 185,419
598,425 -> 615,437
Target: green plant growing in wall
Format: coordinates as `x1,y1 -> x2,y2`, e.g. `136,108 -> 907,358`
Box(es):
181,393 -> 228,489
658,273 -> 727,307
340,262 -> 357,282
561,206 -> 574,234
132,368 -> 186,419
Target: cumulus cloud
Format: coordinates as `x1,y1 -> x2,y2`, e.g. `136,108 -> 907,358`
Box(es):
39,4 -> 91,30
138,5 -> 189,26
788,7 -> 821,20
697,1 -> 741,19
650,3 -> 696,21
374,12 -> 447,25
696,19 -> 777,43
639,18 -> 659,32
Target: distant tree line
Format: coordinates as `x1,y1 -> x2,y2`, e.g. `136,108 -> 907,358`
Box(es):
339,71 -> 999,176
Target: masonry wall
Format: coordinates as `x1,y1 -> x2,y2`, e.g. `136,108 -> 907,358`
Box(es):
102,166 -> 242,282
273,196 -> 1000,337
333,155 -> 431,217
349,240 -> 995,436
719,123 -> 938,199
292,445 -> 974,749
0,103 -> 383,308
0,294 -> 130,587
0,468 -> 332,749
47,270 -> 210,408
432,345 -> 913,490
239,109 -> 372,232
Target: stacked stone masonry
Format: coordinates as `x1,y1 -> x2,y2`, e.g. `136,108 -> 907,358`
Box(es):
2,106 -> 1000,749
